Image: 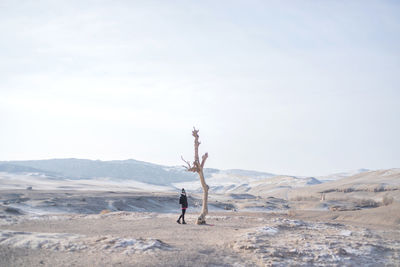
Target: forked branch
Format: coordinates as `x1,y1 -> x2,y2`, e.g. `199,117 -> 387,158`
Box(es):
201,153 -> 208,168
181,156 -> 197,172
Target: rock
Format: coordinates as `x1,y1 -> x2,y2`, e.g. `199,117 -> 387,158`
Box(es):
335,247 -> 348,255
4,207 -> 24,215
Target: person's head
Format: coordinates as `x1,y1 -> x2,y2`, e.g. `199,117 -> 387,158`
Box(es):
181,188 -> 186,195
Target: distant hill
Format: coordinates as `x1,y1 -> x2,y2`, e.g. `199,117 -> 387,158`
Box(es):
301,168 -> 400,194
0,159 -> 273,186
317,169 -> 370,181
0,163 -> 50,174
174,174 -> 322,198
2,159 -> 382,194
0,159 -> 201,185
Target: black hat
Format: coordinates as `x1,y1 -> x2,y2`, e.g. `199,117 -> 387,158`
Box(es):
182,188 -> 185,192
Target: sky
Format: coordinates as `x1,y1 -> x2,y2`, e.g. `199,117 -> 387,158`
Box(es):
1,0 -> 399,176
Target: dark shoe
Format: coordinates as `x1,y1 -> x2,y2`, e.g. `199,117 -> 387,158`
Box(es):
177,220 -> 181,224
182,221 -> 186,224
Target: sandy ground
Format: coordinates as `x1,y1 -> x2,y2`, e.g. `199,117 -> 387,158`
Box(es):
0,189 -> 399,266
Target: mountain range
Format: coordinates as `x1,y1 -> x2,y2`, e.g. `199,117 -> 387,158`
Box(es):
0,158 -> 372,191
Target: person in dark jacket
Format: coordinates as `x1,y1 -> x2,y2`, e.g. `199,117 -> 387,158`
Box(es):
177,188 -> 188,224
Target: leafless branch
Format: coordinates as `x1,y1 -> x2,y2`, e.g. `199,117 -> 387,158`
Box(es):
201,153 -> 208,168
181,156 -> 191,169
181,155 -> 197,172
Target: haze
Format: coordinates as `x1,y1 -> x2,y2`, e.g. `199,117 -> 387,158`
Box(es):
1,0 -> 399,176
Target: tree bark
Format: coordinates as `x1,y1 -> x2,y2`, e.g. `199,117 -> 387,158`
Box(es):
197,170 -> 209,224
181,127 -> 209,225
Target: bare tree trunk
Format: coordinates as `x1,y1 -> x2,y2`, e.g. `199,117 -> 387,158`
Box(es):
197,170 -> 208,224
182,127 -> 209,225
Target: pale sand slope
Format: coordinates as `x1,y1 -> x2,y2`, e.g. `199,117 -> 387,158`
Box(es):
290,169 -> 400,199
226,168 -> 400,201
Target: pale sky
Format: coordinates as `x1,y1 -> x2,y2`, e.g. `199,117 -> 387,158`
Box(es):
1,0 -> 399,176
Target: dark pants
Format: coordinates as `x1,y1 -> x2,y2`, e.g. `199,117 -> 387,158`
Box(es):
178,208 -> 186,222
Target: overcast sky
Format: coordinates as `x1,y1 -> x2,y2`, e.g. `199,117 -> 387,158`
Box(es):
1,0 -> 399,176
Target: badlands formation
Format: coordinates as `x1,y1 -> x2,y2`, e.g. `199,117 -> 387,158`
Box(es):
0,162 -> 399,266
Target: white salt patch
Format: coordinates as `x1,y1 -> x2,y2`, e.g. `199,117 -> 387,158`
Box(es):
258,226 -> 279,235
104,237 -> 170,254
0,230 -> 171,254
114,238 -> 169,254
112,238 -> 137,248
340,230 -> 352,236
233,219 -> 400,266
0,230 -> 85,251
135,239 -> 163,251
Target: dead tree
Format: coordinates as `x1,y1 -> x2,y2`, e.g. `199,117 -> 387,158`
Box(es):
181,127 -> 209,225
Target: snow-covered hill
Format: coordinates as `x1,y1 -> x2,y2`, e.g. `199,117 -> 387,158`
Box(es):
173,171 -> 321,198
1,159 -> 386,199
0,159 -> 198,185
0,159 -> 277,189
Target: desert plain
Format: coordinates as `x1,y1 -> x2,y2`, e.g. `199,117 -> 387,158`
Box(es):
0,168 -> 399,266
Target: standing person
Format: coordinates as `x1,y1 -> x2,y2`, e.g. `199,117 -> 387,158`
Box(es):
177,188 -> 188,224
